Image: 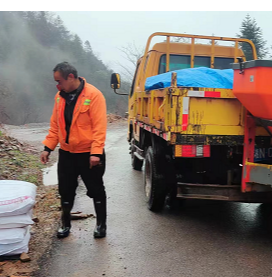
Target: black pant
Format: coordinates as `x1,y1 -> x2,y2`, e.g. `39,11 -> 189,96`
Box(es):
58,149 -> 106,205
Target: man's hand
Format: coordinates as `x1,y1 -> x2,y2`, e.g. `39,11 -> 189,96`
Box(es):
90,156 -> 100,169
40,151 -> 50,164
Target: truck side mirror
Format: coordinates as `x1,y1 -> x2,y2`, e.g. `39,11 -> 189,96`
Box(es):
110,73 -> 128,95
111,73 -> 121,89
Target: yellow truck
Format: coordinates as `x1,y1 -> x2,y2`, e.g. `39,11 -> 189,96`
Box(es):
111,32 -> 272,211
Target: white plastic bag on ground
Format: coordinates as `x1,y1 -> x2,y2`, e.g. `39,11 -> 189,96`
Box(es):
0,227 -> 27,244
0,227 -> 30,256
0,211 -> 34,229
0,180 -> 37,217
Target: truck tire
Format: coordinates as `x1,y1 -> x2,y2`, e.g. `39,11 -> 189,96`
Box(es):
144,146 -> 167,211
131,138 -> 143,171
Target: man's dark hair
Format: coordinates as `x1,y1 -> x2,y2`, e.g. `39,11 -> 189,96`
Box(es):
53,62 -> 78,79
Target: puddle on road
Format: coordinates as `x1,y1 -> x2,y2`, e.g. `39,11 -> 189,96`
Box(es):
42,162 -> 58,186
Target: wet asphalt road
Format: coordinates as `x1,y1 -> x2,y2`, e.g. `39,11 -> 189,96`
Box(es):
6,123 -> 272,277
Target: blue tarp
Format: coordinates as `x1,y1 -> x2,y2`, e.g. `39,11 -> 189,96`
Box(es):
145,67 -> 234,91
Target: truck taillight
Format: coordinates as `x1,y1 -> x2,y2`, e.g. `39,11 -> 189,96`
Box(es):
175,145 -> 210,158
203,145 -> 210,157
181,145 -> 196,157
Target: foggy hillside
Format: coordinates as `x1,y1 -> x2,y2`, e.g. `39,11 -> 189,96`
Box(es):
0,11 -> 129,125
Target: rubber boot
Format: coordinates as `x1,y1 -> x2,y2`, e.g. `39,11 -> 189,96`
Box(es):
93,197 -> 107,238
57,201 -> 73,238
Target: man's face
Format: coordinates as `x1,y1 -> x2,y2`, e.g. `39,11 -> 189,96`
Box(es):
54,71 -> 74,93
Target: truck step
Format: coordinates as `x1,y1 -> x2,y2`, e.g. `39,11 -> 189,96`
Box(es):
177,194 -> 230,201
134,152 -> 144,161
176,182 -> 272,203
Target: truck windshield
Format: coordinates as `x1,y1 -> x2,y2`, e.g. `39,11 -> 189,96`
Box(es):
158,54 -> 234,74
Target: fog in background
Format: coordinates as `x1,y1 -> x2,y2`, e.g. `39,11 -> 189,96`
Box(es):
0,12 -> 129,125
56,11 -> 272,78
1,11 -> 272,125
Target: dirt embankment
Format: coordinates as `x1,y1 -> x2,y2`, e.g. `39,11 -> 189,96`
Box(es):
0,114 -> 127,277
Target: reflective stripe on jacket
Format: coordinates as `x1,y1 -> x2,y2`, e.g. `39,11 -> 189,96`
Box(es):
43,79 -> 107,154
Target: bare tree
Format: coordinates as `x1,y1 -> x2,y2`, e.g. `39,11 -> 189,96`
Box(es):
209,33 -> 218,45
172,37 -> 190,43
117,42 -> 144,82
172,33 -> 219,45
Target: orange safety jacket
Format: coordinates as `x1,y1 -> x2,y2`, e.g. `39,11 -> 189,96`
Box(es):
43,78 -> 107,154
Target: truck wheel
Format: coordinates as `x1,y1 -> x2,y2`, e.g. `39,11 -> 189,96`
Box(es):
131,138 -> 143,171
144,146 -> 167,211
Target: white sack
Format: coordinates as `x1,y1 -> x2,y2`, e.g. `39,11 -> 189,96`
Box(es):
0,227 -> 27,244
0,227 -> 30,256
0,180 -> 36,217
0,211 -> 34,229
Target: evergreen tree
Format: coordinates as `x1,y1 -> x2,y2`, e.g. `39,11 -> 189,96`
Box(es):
49,16 -> 69,47
237,14 -> 268,60
84,40 -> 93,53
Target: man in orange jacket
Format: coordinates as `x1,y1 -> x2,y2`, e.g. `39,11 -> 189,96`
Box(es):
40,62 -> 107,239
